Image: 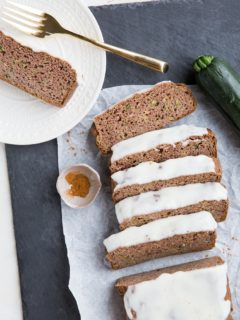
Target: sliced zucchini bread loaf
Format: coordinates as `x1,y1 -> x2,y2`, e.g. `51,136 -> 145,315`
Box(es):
93,82 -> 197,154
115,256 -> 232,320
0,31 -> 77,107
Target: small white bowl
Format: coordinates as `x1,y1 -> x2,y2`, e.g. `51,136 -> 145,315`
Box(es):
56,164 -> 101,209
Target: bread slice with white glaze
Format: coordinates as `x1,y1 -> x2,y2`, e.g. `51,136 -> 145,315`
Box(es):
104,211 -> 217,269
111,155 -> 222,202
110,124 -> 217,173
93,82 -> 197,154
116,182 -> 228,230
115,256 -> 232,320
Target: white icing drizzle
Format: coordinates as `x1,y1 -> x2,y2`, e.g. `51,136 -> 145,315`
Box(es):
124,263 -> 231,320
103,211 -> 216,252
115,182 -> 227,224
112,155 -> 216,190
111,125 -> 208,162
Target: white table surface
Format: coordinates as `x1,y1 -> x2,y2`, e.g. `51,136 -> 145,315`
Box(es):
0,1 -> 153,319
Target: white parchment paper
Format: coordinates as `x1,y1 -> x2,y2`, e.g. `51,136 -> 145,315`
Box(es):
57,85 -> 240,320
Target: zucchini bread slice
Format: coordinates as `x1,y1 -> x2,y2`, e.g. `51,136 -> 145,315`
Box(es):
116,182 -> 228,230
93,82 -> 197,154
111,155 -> 222,202
0,31 -> 77,107
115,256 -> 232,320
103,211 -> 217,269
110,124 -> 217,173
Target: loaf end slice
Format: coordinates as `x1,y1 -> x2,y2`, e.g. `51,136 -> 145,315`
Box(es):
115,256 -> 232,320
93,82 -> 197,154
116,256 -> 224,294
0,31 -> 77,107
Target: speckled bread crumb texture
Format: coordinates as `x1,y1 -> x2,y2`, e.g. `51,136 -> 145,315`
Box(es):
93,82 -> 197,154
0,31 -> 77,107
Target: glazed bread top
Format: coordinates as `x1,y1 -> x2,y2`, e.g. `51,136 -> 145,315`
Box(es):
112,155 -> 220,190
122,261 -> 230,320
115,182 -> 228,224
111,124 -> 208,163
103,211 -> 217,252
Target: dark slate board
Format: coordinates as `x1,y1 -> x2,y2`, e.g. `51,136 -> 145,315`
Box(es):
6,0 -> 240,319
94,0 -> 240,88
6,142 -> 80,320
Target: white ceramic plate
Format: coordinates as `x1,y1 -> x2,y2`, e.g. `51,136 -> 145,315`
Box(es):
0,0 -> 106,144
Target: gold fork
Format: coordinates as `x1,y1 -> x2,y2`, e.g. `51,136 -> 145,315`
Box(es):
1,1 -> 168,73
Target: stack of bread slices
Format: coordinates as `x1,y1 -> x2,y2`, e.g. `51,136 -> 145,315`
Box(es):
93,81 -> 232,319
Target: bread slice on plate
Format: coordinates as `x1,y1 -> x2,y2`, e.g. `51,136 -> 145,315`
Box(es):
115,256 -> 232,320
111,155 -> 222,202
0,31 -> 77,107
104,211 -> 217,269
93,82 -> 197,154
116,182 -> 228,230
110,124 -> 217,173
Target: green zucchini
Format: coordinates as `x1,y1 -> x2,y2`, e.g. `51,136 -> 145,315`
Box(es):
193,55 -> 240,129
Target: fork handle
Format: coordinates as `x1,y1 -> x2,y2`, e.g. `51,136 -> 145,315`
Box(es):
66,31 -> 168,73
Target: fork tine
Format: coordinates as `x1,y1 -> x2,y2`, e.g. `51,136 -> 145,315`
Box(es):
4,6 -> 45,23
6,1 -> 45,17
3,11 -> 44,29
1,17 -> 43,36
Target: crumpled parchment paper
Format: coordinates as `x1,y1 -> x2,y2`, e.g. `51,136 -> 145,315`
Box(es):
57,85 -> 240,320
